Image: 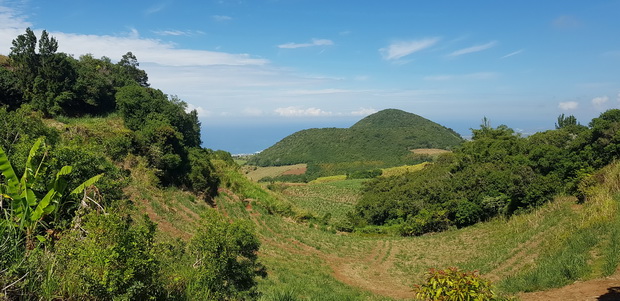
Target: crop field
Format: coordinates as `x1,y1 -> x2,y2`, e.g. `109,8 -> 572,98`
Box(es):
281,179 -> 365,227
380,163 -> 429,177
410,148 -> 451,155
243,163 -> 307,181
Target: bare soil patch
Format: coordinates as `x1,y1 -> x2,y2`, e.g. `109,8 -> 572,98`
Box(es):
520,272 -> 620,301
281,166 -> 307,175
411,148 -> 450,155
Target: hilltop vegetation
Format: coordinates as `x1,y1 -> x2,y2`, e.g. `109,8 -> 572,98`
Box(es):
248,109 -> 463,179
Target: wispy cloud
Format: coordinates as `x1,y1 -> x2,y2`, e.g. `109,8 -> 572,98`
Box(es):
379,37 -> 440,61
278,38 -> 334,49
152,29 -> 204,37
46,29 -> 267,67
501,49 -> 524,59
284,89 -> 351,96
185,103 -> 212,117
0,5 -> 31,51
558,101 -> 579,110
212,15 -> 232,22
592,95 -> 609,106
275,107 -> 333,117
351,108 -> 377,116
552,15 -> 582,29
449,41 -> 497,57
145,3 -> 167,15
424,72 -> 499,81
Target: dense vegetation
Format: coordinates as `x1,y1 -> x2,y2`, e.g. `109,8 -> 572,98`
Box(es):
355,113 -> 618,236
0,28 -> 264,300
248,109 -> 463,180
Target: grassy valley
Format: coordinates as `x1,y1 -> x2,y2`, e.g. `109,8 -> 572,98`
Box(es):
3,28 -> 620,301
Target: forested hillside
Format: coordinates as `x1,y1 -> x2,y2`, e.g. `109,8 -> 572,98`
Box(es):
248,109 -> 463,179
0,28 -> 265,300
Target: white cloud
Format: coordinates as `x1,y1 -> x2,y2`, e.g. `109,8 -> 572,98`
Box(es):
558,101 -> 579,110
212,15 -> 232,22
379,37 -> 440,60
424,72 -> 499,81
278,38 -> 334,49
152,29 -> 204,37
592,96 -> 609,106
0,5 -> 32,53
351,108 -> 377,116
501,49 -> 524,59
553,15 -> 581,29
145,3 -> 167,15
47,30 -> 268,67
274,107 -> 333,117
284,89 -> 351,96
449,41 -> 497,57
185,103 -> 212,117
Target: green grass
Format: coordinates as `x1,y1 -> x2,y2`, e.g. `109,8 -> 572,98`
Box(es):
124,158 -> 620,300
282,179 -> 365,227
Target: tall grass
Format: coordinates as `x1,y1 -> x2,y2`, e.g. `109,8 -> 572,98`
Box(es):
499,161 -> 620,293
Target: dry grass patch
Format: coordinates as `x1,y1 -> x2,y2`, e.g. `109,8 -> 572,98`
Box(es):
411,148 -> 451,155
244,164 -> 307,181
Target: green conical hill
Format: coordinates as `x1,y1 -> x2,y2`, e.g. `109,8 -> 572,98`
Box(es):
248,109 -> 463,173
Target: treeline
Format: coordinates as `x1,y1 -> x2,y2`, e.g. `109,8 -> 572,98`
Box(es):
354,113 -> 620,236
1,28 -> 220,193
1,29 -> 265,299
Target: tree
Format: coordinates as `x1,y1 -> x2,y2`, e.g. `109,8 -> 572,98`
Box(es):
556,114 -> 579,129
9,28 -> 38,99
9,28 -> 78,116
118,52 -> 149,87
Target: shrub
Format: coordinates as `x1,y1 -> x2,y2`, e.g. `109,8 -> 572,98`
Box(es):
186,210 -> 266,300
399,209 -> 450,236
54,212 -> 161,299
414,267 -> 496,301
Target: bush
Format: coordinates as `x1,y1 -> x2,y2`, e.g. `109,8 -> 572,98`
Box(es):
53,212 -> 161,299
186,210 -> 266,300
399,209 -> 450,236
453,200 -> 482,227
414,267 -> 496,301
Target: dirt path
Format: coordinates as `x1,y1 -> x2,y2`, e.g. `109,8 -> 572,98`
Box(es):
519,272 -> 620,301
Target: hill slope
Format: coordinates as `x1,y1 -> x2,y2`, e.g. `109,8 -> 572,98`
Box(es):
248,109 -> 463,174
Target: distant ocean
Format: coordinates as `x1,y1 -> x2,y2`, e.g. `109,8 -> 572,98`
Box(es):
200,122 -> 353,155
200,119 -> 549,155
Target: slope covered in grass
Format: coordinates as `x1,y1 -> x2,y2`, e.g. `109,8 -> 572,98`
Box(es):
202,160 -> 620,300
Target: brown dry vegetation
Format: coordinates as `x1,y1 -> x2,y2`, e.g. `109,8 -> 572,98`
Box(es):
244,164 -> 307,181
410,148 -> 451,155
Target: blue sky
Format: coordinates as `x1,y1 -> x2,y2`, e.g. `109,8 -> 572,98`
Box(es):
1,0 -> 620,153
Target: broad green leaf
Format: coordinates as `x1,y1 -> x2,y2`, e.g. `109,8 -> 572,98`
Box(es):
32,188 -> 57,221
56,166 -> 73,180
35,235 -> 46,242
22,137 -> 43,183
0,145 -> 19,195
70,174 -> 103,196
